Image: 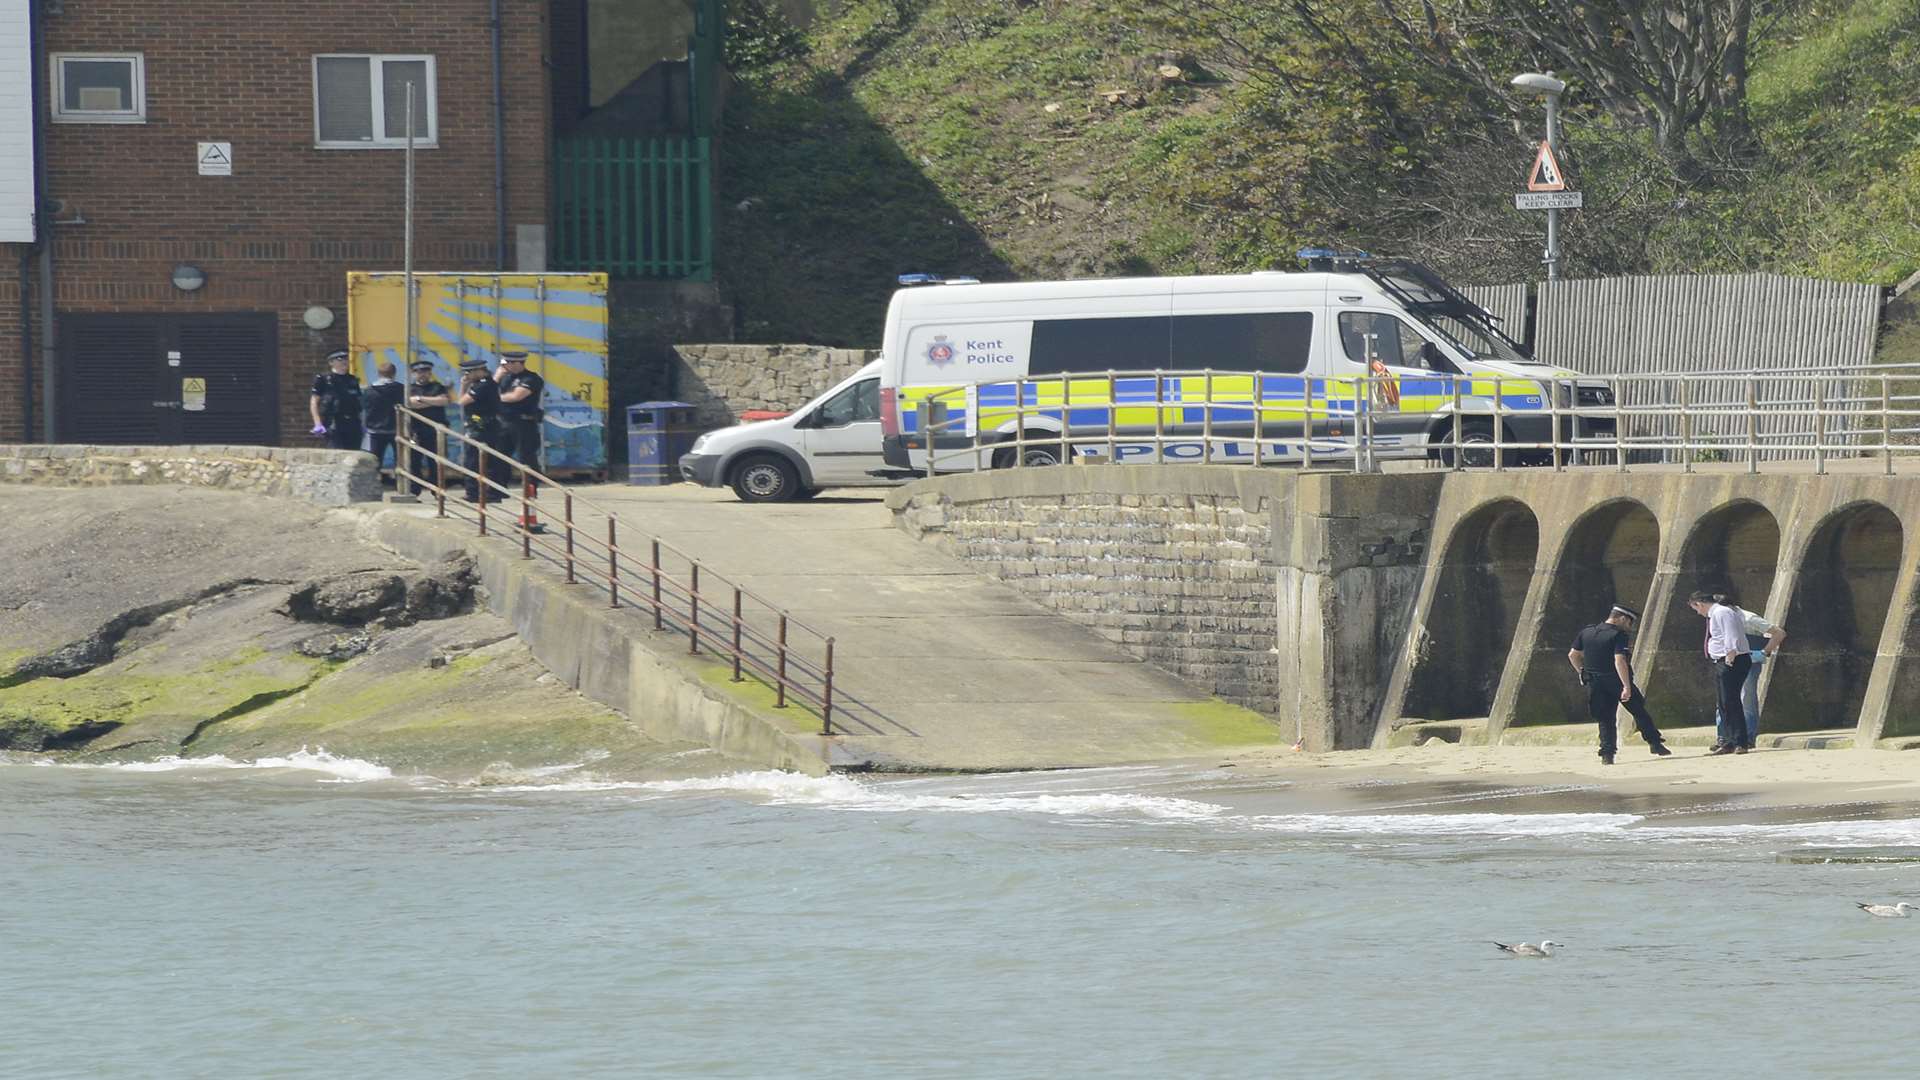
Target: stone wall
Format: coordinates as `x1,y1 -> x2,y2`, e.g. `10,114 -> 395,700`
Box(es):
671,344 -> 878,429
0,445 -> 380,507
895,470 -> 1281,712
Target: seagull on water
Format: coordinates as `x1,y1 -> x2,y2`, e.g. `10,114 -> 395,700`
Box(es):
1856,902 -> 1917,918
1492,940 -> 1560,957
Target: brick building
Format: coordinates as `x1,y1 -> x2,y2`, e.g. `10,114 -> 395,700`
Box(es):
0,0 -> 552,445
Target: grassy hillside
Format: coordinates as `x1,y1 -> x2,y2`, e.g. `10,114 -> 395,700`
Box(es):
715,0 -> 1920,346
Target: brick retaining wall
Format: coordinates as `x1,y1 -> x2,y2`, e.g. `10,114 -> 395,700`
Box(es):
900,486 -> 1278,711
0,445 -> 380,507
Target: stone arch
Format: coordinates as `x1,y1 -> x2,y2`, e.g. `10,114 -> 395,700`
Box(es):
1507,499 -> 1661,728
1402,499 -> 1539,721
1644,501 -> 1782,726
1766,502 -> 1902,734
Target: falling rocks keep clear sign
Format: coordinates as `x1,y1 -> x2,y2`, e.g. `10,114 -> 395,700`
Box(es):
1514,191 -> 1583,210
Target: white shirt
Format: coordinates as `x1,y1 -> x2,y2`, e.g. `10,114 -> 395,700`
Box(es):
1737,607 -> 1776,638
1706,603 -> 1748,660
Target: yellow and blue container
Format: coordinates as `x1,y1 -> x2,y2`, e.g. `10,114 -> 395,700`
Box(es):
346,272 -> 611,474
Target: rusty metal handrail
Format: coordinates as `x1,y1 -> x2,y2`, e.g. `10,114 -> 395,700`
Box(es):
393,405 -> 843,733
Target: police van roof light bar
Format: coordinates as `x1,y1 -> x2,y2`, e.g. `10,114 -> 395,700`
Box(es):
1297,248 -> 1375,271
897,273 -> 983,287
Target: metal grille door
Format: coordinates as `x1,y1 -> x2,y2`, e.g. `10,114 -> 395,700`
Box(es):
58,313 -> 278,445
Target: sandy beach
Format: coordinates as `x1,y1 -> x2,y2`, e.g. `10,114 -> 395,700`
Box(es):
1212,741 -> 1920,823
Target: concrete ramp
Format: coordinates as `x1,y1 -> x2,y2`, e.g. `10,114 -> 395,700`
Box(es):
376,487 -> 1281,771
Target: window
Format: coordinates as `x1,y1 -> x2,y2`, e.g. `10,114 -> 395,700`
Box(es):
313,55 -> 435,148
1029,312 -> 1314,375
1031,317 -> 1171,375
1170,312 -> 1313,373
815,379 -> 880,426
51,54 -> 145,123
1339,312 -> 1444,370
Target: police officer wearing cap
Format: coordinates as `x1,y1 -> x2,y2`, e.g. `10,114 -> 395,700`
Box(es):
495,350 -> 546,481
1566,602 -> 1671,764
456,355 -> 508,502
404,359 -> 451,486
309,349 -> 365,452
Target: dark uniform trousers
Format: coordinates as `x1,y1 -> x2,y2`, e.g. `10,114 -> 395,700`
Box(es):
462,422 -> 512,502
324,420 -> 364,453
1586,676 -> 1664,759
504,418 -> 542,490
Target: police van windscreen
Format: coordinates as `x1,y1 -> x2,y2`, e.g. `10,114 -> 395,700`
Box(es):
1029,312 -> 1313,375
1416,312 -> 1531,364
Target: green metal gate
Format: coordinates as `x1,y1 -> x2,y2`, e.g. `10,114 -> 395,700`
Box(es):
551,135 -> 714,281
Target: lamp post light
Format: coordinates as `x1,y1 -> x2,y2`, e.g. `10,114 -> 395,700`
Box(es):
1511,71 -> 1568,279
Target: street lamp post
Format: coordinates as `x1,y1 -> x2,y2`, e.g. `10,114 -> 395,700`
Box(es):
1511,71 -> 1568,279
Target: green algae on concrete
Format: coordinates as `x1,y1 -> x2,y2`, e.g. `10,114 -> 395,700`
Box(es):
1167,700 -> 1288,748
697,665 -> 827,735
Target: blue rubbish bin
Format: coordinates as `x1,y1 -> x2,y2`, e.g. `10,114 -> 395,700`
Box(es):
626,401 -> 700,485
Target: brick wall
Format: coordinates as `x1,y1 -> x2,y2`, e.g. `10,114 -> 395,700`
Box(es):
0,0 -> 551,445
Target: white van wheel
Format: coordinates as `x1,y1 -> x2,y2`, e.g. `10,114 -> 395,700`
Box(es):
731,454 -> 799,502
1439,421 -> 1503,468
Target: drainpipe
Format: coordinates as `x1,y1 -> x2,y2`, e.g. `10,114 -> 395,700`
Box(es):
490,0 -> 508,269
30,0 -> 55,442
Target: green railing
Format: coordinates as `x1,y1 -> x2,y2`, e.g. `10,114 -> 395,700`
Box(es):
552,136 -> 714,281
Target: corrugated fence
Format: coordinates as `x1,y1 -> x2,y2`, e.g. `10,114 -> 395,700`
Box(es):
1469,274 -> 1884,460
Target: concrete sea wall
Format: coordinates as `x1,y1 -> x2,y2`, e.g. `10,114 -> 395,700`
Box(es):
894,466 -> 1290,715
0,444 -> 379,507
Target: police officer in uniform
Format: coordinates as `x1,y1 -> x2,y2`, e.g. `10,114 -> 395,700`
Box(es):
495,350 -> 546,483
456,355 -> 507,502
404,360 -> 451,487
1566,603 -> 1672,765
308,349 -> 364,452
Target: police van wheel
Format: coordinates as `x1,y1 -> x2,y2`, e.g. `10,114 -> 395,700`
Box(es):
992,435 -> 1068,469
1440,423 -> 1501,468
731,455 -> 800,503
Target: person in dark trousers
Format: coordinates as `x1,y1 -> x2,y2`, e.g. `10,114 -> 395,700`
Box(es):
1688,591 -> 1760,754
1567,603 -> 1672,765
456,356 -> 508,503
361,360 -> 405,481
404,360 -> 451,488
495,350 -> 546,485
308,350 -> 364,452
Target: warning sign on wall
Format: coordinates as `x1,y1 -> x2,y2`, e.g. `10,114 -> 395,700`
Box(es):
197,142 -> 232,176
181,377 -> 207,412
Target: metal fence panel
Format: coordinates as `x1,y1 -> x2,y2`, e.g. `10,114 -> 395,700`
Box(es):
552,136 -> 714,281
1458,284 -> 1528,343
1530,274 -> 1883,460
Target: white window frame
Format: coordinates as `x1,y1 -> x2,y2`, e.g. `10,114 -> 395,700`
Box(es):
50,52 -> 146,124
311,54 -> 438,149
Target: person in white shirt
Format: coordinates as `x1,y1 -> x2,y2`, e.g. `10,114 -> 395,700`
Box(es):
1687,591 -> 1765,754
1717,600 -> 1783,752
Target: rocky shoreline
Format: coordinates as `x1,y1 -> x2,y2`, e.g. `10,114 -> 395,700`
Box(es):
1,486 -> 725,781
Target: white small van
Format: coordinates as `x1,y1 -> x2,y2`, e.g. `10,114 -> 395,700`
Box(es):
678,359 -> 907,502
878,256 -> 1616,472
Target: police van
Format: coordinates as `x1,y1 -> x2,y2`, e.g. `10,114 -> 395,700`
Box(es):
678,359 -> 905,502
878,255 -> 1616,471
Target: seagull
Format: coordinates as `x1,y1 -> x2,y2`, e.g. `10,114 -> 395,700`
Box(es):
1856,902 -> 1917,918
1492,940 -> 1560,957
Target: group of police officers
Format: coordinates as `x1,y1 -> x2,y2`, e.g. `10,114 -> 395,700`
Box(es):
308,347 -> 545,503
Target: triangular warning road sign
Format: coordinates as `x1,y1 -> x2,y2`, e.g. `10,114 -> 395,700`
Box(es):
1527,140 -> 1566,192
200,144 -> 230,166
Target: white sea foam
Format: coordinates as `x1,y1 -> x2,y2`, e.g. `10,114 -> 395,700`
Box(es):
500,769 -> 1231,819
1640,818 -> 1920,847
24,747 -> 395,783
1245,811 -> 1645,837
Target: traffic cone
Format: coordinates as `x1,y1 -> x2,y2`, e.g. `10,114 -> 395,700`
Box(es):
517,476 -> 544,533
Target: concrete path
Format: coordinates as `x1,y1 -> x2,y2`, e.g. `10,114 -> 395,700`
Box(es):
388,484 -> 1280,770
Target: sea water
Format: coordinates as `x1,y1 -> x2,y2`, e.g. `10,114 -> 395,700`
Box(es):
2,754 -> 1915,1079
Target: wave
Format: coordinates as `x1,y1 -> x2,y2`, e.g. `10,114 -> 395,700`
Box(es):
1245,811 -> 1644,837
490,769 -> 1230,820
25,747 -> 396,784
